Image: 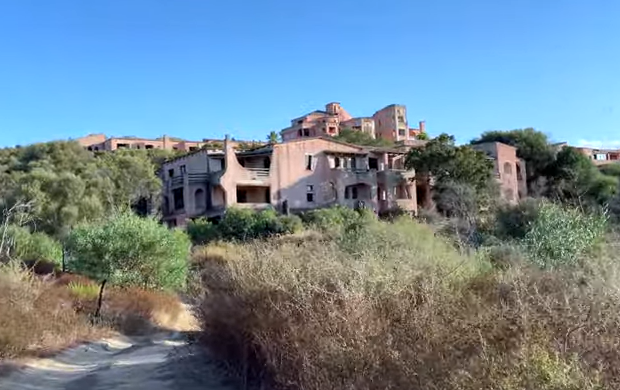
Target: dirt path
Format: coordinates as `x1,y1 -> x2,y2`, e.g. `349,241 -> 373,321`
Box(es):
0,305 -> 241,390
0,331 -> 239,390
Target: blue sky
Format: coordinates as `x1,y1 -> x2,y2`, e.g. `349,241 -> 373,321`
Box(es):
1,0 -> 619,148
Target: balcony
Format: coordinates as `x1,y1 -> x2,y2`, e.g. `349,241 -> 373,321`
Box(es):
237,168 -> 270,185
331,167 -> 376,186
377,168 -> 415,184
164,171 -> 224,191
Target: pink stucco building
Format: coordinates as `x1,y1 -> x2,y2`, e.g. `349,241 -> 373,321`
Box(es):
471,142 -> 528,202
76,134 -> 215,152
280,102 -> 427,143
160,136 -> 423,227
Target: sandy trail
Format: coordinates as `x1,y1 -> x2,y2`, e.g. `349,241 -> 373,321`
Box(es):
0,307 -> 240,390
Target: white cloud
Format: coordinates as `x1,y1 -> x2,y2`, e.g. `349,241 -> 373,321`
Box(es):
576,139 -> 620,149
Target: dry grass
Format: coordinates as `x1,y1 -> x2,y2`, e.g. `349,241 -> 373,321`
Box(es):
0,263 -> 98,359
0,262 -> 190,360
198,217 -> 618,389
103,287 -> 186,334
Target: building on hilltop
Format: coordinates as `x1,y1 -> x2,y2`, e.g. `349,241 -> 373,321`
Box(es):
75,134 -> 264,153
160,136 -> 431,227
280,102 -> 427,144
75,134 -> 207,152
471,142 -> 528,202
574,146 -> 620,165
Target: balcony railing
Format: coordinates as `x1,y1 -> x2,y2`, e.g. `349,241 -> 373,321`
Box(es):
241,168 -> 270,181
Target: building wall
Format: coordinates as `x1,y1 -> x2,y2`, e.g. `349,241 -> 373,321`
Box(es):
163,137 -> 418,226
472,142 -> 526,203
76,134 -> 205,152
372,104 -> 409,142
271,138 -> 371,211
76,134 -> 107,148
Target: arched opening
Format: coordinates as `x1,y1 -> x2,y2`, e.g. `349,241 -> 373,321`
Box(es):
195,188 -> 206,212
503,162 -> 513,175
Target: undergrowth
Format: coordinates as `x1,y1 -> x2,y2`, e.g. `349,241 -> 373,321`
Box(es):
197,213 -> 618,389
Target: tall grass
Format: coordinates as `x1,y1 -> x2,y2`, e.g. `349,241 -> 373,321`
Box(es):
198,216 -> 619,389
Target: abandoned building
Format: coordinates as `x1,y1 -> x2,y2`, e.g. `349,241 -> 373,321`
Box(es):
160,136 -> 430,227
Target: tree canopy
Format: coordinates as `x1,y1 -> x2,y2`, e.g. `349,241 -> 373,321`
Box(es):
406,134 -> 494,191
0,141 -> 164,238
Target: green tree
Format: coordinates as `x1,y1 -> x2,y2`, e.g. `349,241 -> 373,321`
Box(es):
545,147 -> 618,207
267,131 -> 280,144
407,134 -> 494,191
0,141 -> 166,237
416,132 -> 429,141
66,212 -> 190,290
406,134 -> 496,214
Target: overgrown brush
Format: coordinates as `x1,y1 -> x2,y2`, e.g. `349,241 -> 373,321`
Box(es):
197,216 -> 618,389
188,208 -> 304,245
0,262 -> 96,359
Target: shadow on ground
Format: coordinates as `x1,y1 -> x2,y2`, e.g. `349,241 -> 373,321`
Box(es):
0,330 -> 242,390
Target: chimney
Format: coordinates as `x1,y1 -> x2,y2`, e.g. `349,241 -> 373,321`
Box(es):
419,121 -> 426,134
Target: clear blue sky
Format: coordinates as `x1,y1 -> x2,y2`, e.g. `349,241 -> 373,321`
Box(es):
1,0 -> 619,148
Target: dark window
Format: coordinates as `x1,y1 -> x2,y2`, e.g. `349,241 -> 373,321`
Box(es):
237,189 -> 247,203
298,129 -> 302,137
145,145 -> 154,149
87,146 -> 93,151
168,169 -> 174,178
265,188 -> 271,203
398,129 -> 406,136
303,128 -> 310,137
352,187 -> 358,199
180,165 -> 186,174
351,157 -> 357,170
297,120 -> 303,124
189,147 -> 197,151
173,188 -> 184,210
305,155 -> 314,170
117,143 -> 129,149
306,192 -> 314,202
334,157 -> 341,168
369,158 -> 378,170
328,126 -> 336,133
94,147 -> 99,151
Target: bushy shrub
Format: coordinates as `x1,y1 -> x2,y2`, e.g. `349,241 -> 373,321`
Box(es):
0,225 -> 62,264
65,212 -> 190,290
197,217 -> 618,389
187,218 -> 219,245
300,205 -> 375,235
494,198 -> 542,239
523,202 -> 607,269
188,208 -> 303,244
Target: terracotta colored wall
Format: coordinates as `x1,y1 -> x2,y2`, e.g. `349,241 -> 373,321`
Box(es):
271,139 -> 371,210
76,134 -> 106,147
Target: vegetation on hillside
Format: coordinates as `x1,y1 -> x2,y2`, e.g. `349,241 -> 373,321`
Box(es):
196,205 -> 617,389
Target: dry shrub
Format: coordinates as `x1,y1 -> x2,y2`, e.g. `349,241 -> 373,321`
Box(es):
102,287 -> 185,335
0,263 -> 96,359
198,217 -> 616,390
